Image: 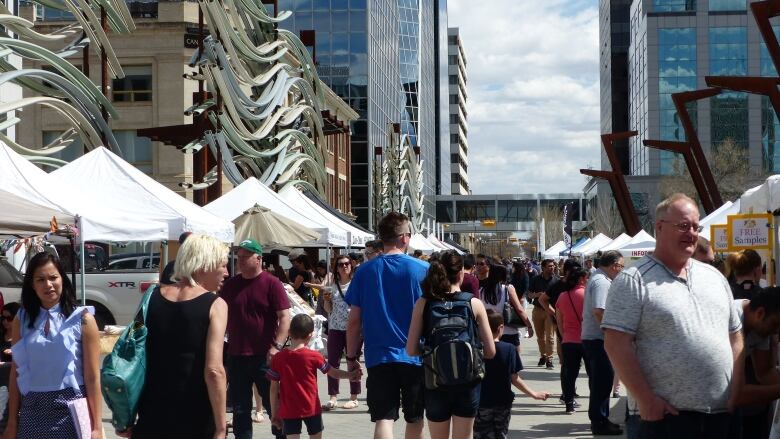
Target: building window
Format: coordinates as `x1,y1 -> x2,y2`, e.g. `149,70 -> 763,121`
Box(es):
448,35 -> 457,45
709,0 -> 745,11
761,97 -> 780,172
497,200 -> 536,222
436,201 -> 454,222
450,134 -> 459,144
658,28 -> 696,174
760,26 -> 780,77
710,27 -> 748,153
653,0 -> 696,12
112,65 -> 152,102
449,75 -> 458,84
709,27 -> 746,76
114,130 -> 153,174
456,200 -> 495,222
449,94 -> 458,104
41,131 -> 82,171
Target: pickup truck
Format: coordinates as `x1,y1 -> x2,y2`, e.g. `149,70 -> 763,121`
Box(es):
0,257 -> 158,329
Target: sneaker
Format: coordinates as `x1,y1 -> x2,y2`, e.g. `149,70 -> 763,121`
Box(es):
565,402 -> 575,414
537,357 -> 546,367
573,399 -> 580,408
546,359 -> 554,369
591,421 -> 623,436
612,391 -> 620,398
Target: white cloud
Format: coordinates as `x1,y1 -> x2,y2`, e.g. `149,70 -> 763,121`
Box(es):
448,0 -> 600,194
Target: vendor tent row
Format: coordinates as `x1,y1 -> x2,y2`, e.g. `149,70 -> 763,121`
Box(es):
0,142 -> 372,247
543,230 -> 656,260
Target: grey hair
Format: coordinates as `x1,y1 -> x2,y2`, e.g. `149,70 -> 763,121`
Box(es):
599,250 -> 623,267
655,193 -> 697,220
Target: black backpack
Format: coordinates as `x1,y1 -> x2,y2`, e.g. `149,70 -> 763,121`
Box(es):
421,292 -> 485,390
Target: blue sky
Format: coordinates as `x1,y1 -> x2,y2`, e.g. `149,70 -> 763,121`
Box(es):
448,0 -> 601,195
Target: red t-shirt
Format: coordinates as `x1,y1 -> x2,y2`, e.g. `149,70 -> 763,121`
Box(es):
266,348 -> 331,419
556,286 -> 585,344
220,271 -> 290,356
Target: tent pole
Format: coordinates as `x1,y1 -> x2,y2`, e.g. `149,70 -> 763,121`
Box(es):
162,240 -> 168,273
78,216 -> 86,305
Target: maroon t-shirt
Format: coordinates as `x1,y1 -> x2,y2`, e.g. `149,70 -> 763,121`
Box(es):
220,271 -> 290,356
461,272 -> 481,300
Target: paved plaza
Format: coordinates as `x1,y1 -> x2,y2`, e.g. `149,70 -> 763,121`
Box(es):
102,335 -> 626,438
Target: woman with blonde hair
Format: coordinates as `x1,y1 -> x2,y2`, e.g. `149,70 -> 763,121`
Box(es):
125,234 -> 229,439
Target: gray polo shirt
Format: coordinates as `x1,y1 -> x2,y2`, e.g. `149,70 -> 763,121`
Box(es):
581,269 -> 611,341
602,255 -> 741,413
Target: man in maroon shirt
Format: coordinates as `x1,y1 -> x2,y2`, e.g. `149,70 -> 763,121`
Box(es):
220,239 -> 291,439
460,254 -> 481,299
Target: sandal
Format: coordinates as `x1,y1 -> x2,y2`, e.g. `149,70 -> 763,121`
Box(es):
252,411 -> 265,423
321,400 -> 337,411
342,399 -> 359,409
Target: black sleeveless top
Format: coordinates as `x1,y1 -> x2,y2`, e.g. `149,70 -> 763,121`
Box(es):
133,288 -> 218,439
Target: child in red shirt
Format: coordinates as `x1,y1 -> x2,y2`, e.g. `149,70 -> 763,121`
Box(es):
268,313 -> 362,438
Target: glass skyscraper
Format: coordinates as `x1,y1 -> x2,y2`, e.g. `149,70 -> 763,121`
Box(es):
279,0 -> 439,228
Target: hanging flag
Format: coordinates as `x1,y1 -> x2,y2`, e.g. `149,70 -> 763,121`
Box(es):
562,202 -> 574,250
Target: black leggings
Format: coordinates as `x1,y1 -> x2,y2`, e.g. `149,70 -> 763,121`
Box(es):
561,342 -> 589,403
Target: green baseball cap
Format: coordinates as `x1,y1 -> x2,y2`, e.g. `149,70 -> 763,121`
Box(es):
238,239 -> 263,255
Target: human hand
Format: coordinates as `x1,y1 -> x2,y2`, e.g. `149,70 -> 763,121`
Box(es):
532,391 -> 551,401
212,424 -> 227,439
91,428 -> 103,439
638,395 -> 678,421
349,366 -> 363,380
271,417 -> 283,430
526,325 -> 534,338
266,347 -> 279,364
347,359 -> 361,382
115,427 -> 132,438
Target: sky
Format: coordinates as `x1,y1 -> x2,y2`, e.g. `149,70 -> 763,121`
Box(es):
447,0 -> 601,195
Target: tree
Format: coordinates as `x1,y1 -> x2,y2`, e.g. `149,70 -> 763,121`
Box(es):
590,197 -> 625,237
659,138 -> 754,203
534,204 -> 564,250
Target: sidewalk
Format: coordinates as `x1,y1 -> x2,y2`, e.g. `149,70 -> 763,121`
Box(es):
102,336 -> 626,438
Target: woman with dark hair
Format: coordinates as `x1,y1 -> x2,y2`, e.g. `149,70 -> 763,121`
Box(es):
510,261 -> 529,307
291,254 -> 314,306
482,264 -> 532,351
308,254 -> 361,410
0,303 -> 20,362
406,250 -> 495,439
555,267 -> 590,415
4,252 -> 101,439
730,249 -> 763,300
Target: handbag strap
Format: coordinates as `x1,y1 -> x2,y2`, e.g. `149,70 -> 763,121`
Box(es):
135,284 -> 155,325
565,290 -> 582,323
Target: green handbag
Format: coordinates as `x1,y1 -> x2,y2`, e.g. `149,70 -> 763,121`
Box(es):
101,284 -> 154,432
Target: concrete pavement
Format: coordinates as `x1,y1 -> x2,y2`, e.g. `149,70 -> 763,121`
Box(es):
102,335 -> 626,438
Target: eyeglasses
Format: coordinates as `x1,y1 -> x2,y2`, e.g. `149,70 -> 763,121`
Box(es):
397,232 -> 412,239
614,263 -> 625,270
659,220 -> 703,233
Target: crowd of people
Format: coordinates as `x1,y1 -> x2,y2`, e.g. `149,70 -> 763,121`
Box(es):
1,193 -> 779,438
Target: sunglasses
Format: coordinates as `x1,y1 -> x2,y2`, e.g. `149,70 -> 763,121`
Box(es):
337,262 -> 351,267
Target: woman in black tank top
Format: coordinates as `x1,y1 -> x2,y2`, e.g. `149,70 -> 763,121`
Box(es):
129,235 -> 229,439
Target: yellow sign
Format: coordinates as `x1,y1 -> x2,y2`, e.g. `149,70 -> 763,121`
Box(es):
726,213 -> 773,251
481,219 -> 496,227
710,224 -> 729,252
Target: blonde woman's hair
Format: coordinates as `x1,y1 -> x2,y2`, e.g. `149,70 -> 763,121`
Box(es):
173,234 -> 229,287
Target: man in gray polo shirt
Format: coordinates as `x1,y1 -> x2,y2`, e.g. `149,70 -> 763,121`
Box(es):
602,193 -> 743,438
581,250 -> 624,436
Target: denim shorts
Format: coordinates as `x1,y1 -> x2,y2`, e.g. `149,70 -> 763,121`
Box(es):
424,382 -> 481,422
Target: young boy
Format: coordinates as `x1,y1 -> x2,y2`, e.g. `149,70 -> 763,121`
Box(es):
474,310 -> 551,439
268,313 -> 362,438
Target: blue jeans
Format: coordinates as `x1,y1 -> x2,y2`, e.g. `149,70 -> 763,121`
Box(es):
638,411 -> 731,439
228,355 -> 284,438
582,339 -> 614,425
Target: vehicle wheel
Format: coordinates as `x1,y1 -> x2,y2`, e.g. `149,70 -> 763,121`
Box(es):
87,302 -> 115,331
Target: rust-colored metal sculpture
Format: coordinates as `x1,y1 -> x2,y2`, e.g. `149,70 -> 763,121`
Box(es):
581,131 -> 642,236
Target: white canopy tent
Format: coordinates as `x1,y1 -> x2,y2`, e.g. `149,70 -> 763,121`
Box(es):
618,230 -> 656,258
0,188 -> 75,237
409,233 -> 436,253
205,177 -> 346,247
279,186 -> 373,248
427,234 -> 453,252
51,147 -> 234,242
0,141 -> 74,214
542,241 -> 566,259
699,200 -> 741,241
740,175 -> 780,214
599,233 -> 631,252
571,233 -> 613,257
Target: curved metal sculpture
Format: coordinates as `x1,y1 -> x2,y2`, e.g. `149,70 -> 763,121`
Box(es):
376,123 -> 425,232
0,0 -> 135,165
182,0 -> 328,194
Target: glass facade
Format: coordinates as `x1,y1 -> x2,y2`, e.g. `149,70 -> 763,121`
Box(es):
497,200 -> 536,222
628,2 -> 648,175
761,27 -> 780,172
652,0 -> 696,12
709,0 -> 745,11
658,28 -> 696,174
710,27 -> 748,152
456,200 -> 495,222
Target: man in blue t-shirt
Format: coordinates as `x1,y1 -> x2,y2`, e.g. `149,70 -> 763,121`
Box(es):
345,212 -> 429,439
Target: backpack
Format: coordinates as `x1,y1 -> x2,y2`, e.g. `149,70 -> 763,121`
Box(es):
421,292 -> 485,390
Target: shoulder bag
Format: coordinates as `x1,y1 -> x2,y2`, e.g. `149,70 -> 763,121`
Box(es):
100,284 -> 154,432
501,284 -> 527,328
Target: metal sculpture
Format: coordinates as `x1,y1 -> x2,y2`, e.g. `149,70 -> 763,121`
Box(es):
140,0 -> 328,201
374,123 -> 425,232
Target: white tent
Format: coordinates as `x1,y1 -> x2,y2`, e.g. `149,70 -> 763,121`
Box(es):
618,230 -> 656,258
205,177 -> 346,247
0,188 -> 75,237
429,235 -> 463,254
599,233 -> 631,252
279,186 -> 373,248
740,175 -> 780,214
51,147 -> 234,242
699,200 -> 740,240
0,141 -> 73,213
409,233 -> 436,253
427,234 -> 452,252
572,233 -> 613,257
542,241 -> 566,259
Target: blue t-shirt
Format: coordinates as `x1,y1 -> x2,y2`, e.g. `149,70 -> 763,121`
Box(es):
480,340 -> 523,407
345,253 -> 429,368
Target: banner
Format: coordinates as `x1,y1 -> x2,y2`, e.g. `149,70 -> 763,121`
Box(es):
562,202 -> 573,250
710,224 -> 729,252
